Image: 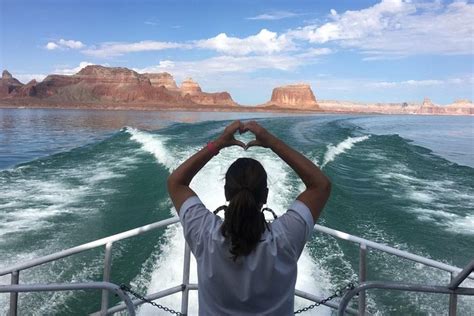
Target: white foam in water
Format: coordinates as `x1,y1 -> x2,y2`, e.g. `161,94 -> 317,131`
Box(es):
128,129 -> 333,315
448,214 -> 474,234
0,156 -> 135,239
126,127 -> 177,171
412,208 -> 474,235
375,165 -> 474,235
0,180 -> 89,238
0,148 -> 140,313
408,191 -> 435,203
321,135 -> 370,168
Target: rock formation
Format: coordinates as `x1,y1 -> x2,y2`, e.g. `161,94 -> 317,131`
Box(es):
264,84 -> 318,109
319,97 -> 473,115
0,70 -> 23,97
142,72 -> 178,90
17,80 -> 37,97
180,78 -> 202,95
2,70 -> 13,80
318,100 -> 419,114
1,67 -> 472,115
178,78 -> 237,106
0,66 -> 238,108
184,91 -> 237,107
445,99 -> 474,115
416,97 -> 445,114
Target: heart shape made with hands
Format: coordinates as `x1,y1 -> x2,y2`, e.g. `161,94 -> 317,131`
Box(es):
224,122 -> 263,150
233,129 -> 253,150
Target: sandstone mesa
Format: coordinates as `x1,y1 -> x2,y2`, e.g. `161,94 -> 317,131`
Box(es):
0,66 -> 472,115
263,84 -> 319,110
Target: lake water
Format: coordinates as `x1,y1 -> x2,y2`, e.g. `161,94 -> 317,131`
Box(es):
0,108 -> 473,315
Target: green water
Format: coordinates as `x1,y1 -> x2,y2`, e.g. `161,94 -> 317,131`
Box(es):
0,110 -> 473,315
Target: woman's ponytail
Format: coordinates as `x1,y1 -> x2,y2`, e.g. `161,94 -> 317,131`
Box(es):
220,158 -> 268,261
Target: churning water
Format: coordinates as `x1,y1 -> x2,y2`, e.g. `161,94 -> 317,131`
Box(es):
1,109 -> 473,315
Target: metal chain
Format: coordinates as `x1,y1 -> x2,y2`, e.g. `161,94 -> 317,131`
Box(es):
294,282 -> 355,314
120,282 -> 355,316
120,284 -> 185,316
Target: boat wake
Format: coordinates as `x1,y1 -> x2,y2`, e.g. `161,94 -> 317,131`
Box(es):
127,128 -> 335,315
321,135 -> 370,168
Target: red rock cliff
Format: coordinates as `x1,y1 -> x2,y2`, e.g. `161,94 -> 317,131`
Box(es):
142,72 -> 179,91
265,84 -> 319,109
445,99 -> 474,115
416,97 -> 440,114
0,66 -> 239,108
180,78 -> 202,95
180,78 -> 237,106
0,70 -> 24,97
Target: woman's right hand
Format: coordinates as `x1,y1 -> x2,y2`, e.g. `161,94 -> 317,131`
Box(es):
242,121 -> 277,149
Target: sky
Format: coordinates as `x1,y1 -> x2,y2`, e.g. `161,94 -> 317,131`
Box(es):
0,0 -> 473,105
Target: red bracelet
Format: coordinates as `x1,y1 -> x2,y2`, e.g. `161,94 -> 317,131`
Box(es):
207,142 -> 220,156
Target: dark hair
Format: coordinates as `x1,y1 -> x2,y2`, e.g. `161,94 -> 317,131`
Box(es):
220,157 -> 268,261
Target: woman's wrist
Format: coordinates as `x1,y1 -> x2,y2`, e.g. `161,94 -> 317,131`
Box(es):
213,138 -> 225,150
207,141 -> 221,155
264,133 -> 279,149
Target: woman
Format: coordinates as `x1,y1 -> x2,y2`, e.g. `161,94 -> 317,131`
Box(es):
167,120 -> 331,315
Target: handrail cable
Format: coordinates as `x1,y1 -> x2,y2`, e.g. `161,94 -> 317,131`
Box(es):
1,217 -> 472,315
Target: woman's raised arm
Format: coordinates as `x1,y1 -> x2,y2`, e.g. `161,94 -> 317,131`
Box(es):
167,120 -> 245,213
244,121 -> 331,222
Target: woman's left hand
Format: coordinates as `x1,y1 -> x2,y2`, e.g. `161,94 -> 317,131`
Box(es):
215,120 -> 246,149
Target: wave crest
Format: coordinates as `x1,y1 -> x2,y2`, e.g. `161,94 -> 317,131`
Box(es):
125,127 -> 176,171
322,135 -> 370,168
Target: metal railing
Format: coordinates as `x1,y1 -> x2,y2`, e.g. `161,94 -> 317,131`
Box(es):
1,218 -> 472,315
314,224 -> 474,315
0,282 -> 136,315
337,263 -> 474,316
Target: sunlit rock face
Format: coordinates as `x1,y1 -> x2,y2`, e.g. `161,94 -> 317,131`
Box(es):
179,78 -> 237,106
0,66 -> 239,108
142,72 -> 179,91
266,84 -> 319,109
445,99 -> 474,115
180,78 -> 202,95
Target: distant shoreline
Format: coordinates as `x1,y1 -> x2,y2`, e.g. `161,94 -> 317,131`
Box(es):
1,66 -> 472,115
1,102 -> 472,116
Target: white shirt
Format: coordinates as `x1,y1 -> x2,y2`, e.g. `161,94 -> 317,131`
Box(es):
179,196 -> 314,316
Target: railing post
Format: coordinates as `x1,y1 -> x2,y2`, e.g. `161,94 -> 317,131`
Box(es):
9,270 -> 19,316
181,242 -> 191,315
101,242 -> 113,316
358,244 -> 367,316
449,260 -> 474,290
448,272 -> 457,316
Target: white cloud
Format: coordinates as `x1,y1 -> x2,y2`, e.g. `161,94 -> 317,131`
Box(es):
14,73 -> 47,84
54,61 -> 96,75
297,48 -> 333,58
287,0 -> 474,56
246,11 -> 300,20
194,29 -> 294,56
144,20 -> 158,26
367,78 -> 471,88
45,42 -> 59,50
45,39 -> 85,50
58,39 -> 85,49
403,79 -> 443,86
289,0 -> 416,43
82,41 -> 188,58
78,29 -> 298,59
154,60 -> 175,69
133,38 -> 331,80
134,54 -> 305,81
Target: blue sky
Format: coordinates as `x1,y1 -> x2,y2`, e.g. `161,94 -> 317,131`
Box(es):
1,0 -> 473,104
